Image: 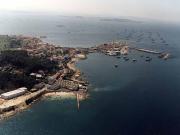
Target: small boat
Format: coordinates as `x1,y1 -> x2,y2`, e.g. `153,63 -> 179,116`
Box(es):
114,64 -> 118,68
124,57 -> 129,61
158,53 -> 170,60
123,56 -> 129,60
132,59 -> 137,62
116,56 -> 121,59
145,58 -> 152,62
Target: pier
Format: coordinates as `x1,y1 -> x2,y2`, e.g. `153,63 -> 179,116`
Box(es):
130,47 -> 161,54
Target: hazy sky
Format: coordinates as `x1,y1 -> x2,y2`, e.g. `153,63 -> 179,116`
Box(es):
0,0 -> 180,22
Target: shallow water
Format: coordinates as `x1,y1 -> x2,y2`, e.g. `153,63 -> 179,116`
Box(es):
0,13 -> 180,135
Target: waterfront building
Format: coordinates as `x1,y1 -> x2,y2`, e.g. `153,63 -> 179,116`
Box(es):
0,87 -> 27,100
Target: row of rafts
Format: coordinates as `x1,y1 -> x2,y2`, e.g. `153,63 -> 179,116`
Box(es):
121,30 -> 169,46
114,55 -> 153,68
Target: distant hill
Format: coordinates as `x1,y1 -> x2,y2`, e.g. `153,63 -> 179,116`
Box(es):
100,18 -> 140,23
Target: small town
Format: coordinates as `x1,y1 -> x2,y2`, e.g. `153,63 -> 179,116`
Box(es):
0,35 -> 89,119
0,35 -> 170,120
0,1 -> 179,135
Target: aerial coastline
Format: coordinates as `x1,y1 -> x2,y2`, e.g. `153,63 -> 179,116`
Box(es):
0,35 -> 170,120
0,35 -> 89,120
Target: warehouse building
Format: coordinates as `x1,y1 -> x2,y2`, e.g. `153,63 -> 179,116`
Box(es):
0,87 -> 27,100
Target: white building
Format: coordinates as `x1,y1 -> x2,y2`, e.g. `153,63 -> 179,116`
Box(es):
30,73 -> 43,79
107,51 -> 117,56
0,87 -> 27,100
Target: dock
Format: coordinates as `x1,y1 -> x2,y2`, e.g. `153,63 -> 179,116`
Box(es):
130,47 -> 161,54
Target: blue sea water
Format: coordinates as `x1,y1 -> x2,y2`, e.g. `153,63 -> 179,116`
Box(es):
0,13 -> 180,135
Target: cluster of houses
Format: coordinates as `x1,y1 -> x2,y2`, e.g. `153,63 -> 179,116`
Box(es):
96,41 -> 129,56
0,36 -> 89,102
22,41 -> 64,59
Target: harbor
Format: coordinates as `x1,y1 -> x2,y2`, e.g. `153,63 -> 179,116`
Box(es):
91,41 -> 170,62
0,10 -> 179,134
0,35 -> 171,120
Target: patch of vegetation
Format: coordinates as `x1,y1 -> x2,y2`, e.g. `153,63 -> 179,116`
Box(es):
0,50 -> 60,92
0,71 -> 38,92
0,50 -> 59,74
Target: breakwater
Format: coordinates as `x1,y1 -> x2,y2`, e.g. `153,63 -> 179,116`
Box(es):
130,47 -> 161,54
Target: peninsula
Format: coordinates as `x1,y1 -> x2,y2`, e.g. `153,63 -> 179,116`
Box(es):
0,35 -> 170,120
